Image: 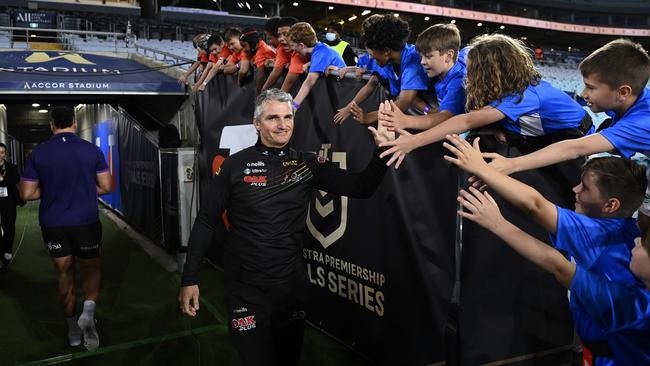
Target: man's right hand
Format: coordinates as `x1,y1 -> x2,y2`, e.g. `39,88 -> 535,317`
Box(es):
179,285 -> 200,316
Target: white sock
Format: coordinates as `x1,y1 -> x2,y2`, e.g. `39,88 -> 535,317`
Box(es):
82,300 -> 96,319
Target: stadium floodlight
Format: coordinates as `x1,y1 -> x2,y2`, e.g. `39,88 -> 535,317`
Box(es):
450,19 -> 456,24
339,20 -> 345,24
258,3 -> 263,8
328,6 -> 334,10
32,103 -> 40,107
237,2 -> 243,8
424,16 -> 430,21
477,22 -> 483,27
293,2 -> 298,6
348,15 -> 357,21
245,2 -> 251,9
521,36 -> 528,40
362,10 -> 371,16
394,13 -> 399,17
500,25 -> 505,29
38,109 -> 48,114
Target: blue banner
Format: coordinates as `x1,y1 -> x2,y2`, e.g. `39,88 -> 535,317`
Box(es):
12,11 -> 57,28
0,51 -> 186,94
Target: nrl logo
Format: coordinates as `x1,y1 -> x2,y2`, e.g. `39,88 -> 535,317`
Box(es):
306,144 -> 348,249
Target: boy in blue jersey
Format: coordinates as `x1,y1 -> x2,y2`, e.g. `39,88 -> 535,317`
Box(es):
379,34 -> 591,169
347,14 -> 430,125
482,39 -> 650,233
286,22 -> 345,110
19,106 -> 113,351
379,23 -> 468,132
443,134 -> 648,365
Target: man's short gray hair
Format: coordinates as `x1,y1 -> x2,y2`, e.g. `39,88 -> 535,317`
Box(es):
254,88 -> 295,119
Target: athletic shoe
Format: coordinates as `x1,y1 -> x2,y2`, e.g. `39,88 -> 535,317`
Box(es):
68,320 -> 82,347
77,315 -> 99,351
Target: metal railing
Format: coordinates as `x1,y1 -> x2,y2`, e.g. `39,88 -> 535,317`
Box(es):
0,26 -> 130,53
133,43 -> 194,66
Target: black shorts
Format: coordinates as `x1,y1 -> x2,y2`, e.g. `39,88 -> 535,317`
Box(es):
225,273 -> 309,366
41,221 -> 102,259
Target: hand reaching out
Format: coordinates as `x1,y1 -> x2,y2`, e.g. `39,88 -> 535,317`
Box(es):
377,100 -> 407,131
442,134 -> 490,176
349,101 -> 369,124
456,187 -> 505,232
334,103 -> 352,125
378,128 -> 416,169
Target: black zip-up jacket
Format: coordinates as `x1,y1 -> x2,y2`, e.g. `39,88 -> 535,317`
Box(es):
181,140 -> 388,286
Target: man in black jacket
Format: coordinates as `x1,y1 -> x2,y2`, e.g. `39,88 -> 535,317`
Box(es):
0,142 -> 21,272
179,89 -> 391,366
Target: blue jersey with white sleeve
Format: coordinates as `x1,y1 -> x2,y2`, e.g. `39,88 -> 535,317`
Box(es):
489,80 -> 587,136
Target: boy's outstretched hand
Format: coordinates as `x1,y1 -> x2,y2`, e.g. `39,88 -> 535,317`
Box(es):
457,187 -> 505,232
443,134 -> 490,176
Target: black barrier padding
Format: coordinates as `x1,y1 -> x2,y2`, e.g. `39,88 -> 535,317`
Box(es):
118,114 -> 162,242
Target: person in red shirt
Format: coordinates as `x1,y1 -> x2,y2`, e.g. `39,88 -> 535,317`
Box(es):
223,28 -> 246,78
262,17 -> 305,92
193,34 -> 229,92
178,33 -> 210,85
239,28 -> 276,94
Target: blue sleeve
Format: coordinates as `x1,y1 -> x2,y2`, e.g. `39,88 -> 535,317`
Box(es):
551,206 -> 603,267
489,88 -> 539,122
599,118 -> 650,158
570,266 -> 650,332
399,60 -> 429,91
309,48 -> 329,73
438,77 -> 466,115
22,151 -> 39,181
96,147 -> 109,173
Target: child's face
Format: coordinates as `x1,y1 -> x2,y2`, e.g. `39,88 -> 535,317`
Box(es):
264,31 -> 279,48
630,237 -> 650,284
277,26 -> 291,52
572,170 -> 608,217
581,74 -> 619,113
368,48 -> 390,67
227,37 -> 242,53
420,49 -> 454,78
289,40 -> 307,58
209,42 -> 223,55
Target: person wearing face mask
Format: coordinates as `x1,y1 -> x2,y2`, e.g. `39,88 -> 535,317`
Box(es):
324,21 -> 357,66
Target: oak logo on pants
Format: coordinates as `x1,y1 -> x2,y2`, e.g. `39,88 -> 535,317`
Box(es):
231,315 -> 256,331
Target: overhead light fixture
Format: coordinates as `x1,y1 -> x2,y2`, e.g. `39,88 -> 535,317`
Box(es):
237,2 -> 243,8
424,16 -> 430,21
292,2 -> 298,6
477,22 -> 483,27
361,10 -> 371,16
348,15 -> 357,21
339,20 -> 345,24
394,13 -> 399,17
38,109 -> 48,113
450,19 -> 456,24
521,36 -> 528,40
500,25 -> 505,29
258,3 -> 263,8
31,34 -> 37,37
328,6 -> 333,10
32,103 -> 40,107
245,2 -> 250,9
